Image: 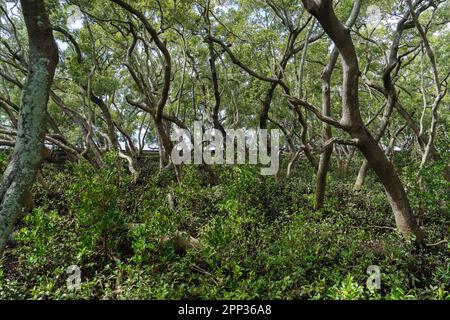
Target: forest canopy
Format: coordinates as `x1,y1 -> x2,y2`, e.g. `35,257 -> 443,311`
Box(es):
0,0 -> 448,300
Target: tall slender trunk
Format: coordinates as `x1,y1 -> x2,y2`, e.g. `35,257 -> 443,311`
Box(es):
314,45 -> 337,209
0,0 -> 59,255
315,0 -> 361,210
353,161 -> 370,191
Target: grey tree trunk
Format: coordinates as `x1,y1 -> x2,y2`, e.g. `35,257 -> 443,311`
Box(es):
301,0 -> 424,242
0,0 -> 58,255
353,160 -> 370,191
314,0 -> 361,210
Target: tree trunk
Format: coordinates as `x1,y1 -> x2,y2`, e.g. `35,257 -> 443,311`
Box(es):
0,0 -> 59,255
301,0 -> 424,242
353,160 -> 369,191
314,47 -> 338,209
315,0 -> 361,210
357,131 -> 423,240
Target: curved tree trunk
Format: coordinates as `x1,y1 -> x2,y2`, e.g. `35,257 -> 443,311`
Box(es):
315,0 -> 361,210
0,0 -> 59,255
301,0 -> 424,242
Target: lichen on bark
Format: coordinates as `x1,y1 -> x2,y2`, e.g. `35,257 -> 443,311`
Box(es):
0,0 -> 58,255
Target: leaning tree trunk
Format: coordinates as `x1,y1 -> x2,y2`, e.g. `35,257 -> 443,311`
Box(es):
353,103 -> 393,191
301,0 -> 424,242
357,132 -> 423,240
0,0 -> 58,255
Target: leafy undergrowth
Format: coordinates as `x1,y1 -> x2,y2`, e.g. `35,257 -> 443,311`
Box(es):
0,155 -> 448,300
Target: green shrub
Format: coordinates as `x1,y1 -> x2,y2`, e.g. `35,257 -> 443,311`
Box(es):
1,161 -> 448,300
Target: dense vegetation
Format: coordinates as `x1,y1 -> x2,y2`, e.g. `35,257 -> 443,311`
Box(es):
0,156 -> 448,299
0,0 -> 448,300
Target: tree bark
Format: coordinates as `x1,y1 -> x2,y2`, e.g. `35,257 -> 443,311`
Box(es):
301,0 -> 424,242
315,0 -> 361,210
0,0 -> 59,255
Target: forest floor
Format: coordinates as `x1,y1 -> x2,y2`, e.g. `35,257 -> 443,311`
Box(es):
0,154 -> 448,299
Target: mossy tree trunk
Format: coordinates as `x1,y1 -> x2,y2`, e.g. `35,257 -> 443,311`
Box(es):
0,0 -> 58,255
